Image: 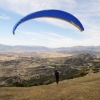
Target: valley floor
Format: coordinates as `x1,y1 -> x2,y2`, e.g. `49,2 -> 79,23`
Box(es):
0,72 -> 100,100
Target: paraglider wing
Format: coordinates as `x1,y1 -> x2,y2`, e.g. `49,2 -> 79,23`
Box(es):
13,10 -> 84,34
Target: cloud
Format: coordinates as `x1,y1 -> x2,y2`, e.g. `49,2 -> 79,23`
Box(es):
0,13 -> 10,20
0,0 -> 77,15
20,31 -> 71,40
21,31 -> 50,39
74,0 -> 100,26
17,31 -> 81,47
1,29 -> 100,47
42,31 -> 70,39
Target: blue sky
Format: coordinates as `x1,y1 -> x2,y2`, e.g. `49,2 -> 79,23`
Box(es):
0,0 -> 100,48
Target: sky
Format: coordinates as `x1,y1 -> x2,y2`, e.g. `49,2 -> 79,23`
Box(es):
0,0 -> 100,48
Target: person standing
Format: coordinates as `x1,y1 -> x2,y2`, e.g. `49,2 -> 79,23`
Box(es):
54,70 -> 60,84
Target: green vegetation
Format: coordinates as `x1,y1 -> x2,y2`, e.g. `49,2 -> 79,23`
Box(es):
4,69 -> 88,87
0,54 -> 100,87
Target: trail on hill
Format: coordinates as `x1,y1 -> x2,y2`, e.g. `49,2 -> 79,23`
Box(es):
0,72 -> 100,100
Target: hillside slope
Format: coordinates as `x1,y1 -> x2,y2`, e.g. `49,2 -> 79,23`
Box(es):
0,72 -> 100,100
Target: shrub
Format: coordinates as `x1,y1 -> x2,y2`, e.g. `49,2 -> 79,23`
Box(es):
78,69 -> 87,77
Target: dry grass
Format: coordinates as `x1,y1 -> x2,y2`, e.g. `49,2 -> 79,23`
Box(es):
38,52 -> 72,58
0,55 -> 18,61
0,72 -> 100,100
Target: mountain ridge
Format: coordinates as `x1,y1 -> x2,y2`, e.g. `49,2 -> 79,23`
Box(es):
0,44 -> 100,55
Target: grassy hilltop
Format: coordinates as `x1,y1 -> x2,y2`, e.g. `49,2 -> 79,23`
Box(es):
0,72 -> 100,100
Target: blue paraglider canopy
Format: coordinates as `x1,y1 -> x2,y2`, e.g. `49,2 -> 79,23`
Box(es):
13,9 -> 84,34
